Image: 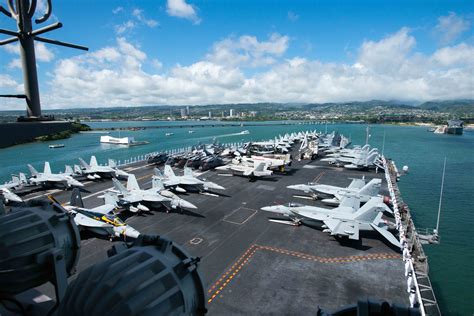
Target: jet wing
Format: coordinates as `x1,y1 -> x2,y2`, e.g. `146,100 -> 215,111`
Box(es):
323,218 -> 359,240
336,195 -> 360,212
74,213 -> 111,228
89,203 -> 116,215
291,209 -> 327,221
122,194 -> 144,204
348,178 -> 365,190
243,169 -> 253,176
313,185 -> 338,195
163,179 -> 181,186
179,179 -> 199,185
370,223 -> 401,248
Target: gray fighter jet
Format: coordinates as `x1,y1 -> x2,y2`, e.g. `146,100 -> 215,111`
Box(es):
321,149 -> 380,170
0,175 -> 23,203
261,196 -> 400,248
216,161 -> 273,181
111,174 -> 197,212
78,156 -> 129,180
54,190 -> 140,239
287,178 -> 381,205
154,165 -> 225,193
28,162 -> 83,188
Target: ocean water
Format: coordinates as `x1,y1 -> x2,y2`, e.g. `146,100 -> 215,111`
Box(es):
0,121 -> 472,315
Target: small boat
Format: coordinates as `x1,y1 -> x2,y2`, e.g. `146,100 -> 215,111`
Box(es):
239,130 -> 250,135
188,130 -> 195,134
166,133 -> 174,136
49,144 -> 65,149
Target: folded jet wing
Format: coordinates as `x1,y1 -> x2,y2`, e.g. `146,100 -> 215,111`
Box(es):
323,218 -> 360,240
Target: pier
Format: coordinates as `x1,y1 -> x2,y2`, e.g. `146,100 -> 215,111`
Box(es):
383,157 -> 441,316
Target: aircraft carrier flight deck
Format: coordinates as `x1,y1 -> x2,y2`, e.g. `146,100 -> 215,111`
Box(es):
20,151 -> 409,314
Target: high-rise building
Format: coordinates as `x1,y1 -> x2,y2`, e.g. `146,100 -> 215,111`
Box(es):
230,109 -> 234,117
208,111 -> 212,118
186,106 -> 190,116
180,108 -> 186,118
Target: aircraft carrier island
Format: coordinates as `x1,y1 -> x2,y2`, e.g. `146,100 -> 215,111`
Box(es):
0,131 -> 441,315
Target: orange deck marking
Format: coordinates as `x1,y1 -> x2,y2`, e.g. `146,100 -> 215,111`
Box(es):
207,244 -> 400,304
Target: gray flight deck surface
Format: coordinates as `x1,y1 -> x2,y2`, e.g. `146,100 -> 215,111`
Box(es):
26,157 -> 408,314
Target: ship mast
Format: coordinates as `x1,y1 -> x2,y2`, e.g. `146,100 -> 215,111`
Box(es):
0,0 -> 88,119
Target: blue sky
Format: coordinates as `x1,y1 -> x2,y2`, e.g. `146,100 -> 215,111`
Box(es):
0,0 -> 473,109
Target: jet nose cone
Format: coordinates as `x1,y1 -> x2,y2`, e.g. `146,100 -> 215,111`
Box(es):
261,205 -> 278,212
11,196 -> 23,203
179,199 -> 198,209
208,183 -> 225,190
287,184 -> 303,190
126,227 -> 140,239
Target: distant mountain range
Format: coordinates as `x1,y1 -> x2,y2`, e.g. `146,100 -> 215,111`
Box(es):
417,99 -> 474,113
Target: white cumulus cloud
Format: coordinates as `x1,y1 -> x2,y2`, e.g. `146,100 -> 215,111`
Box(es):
207,33 -> 290,68
166,0 -> 201,24
132,8 -> 159,28
434,12 -> 471,45
3,29 -> 472,109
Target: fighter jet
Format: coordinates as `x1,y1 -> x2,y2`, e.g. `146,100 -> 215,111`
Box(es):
28,162 -> 84,188
321,149 -> 380,170
111,174 -> 197,212
216,161 -> 273,181
0,175 -> 24,203
261,196 -> 400,248
231,154 -> 291,172
78,156 -> 129,180
287,178 -> 380,205
154,166 -> 225,193
52,190 -> 140,239
150,177 -> 200,208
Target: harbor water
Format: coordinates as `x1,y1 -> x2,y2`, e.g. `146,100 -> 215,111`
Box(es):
0,121 -> 472,315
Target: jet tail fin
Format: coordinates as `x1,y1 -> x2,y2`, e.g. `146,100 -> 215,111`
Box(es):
164,165 -> 176,178
152,177 -> 165,191
358,178 -> 382,197
44,162 -> 52,174
65,165 -> 73,175
74,165 -> 83,175
108,159 -> 117,168
19,173 -> 27,184
28,164 -> 39,176
254,162 -> 266,172
90,156 -> 99,167
183,167 -> 194,178
112,178 -> 128,194
78,158 -> 90,169
11,175 -> 20,185
353,197 -> 383,221
154,168 -> 163,178
103,191 -> 119,206
126,174 -> 140,191
70,188 -> 84,208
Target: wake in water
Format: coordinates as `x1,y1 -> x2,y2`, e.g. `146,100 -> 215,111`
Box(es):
214,131 -> 250,138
